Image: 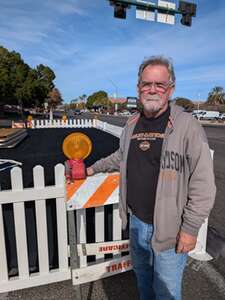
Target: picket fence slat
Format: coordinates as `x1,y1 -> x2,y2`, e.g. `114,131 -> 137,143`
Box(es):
113,203 -> 122,260
76,209 -> 87,267
95,206 -> 105,262
34,166 -> 49,274
11,167 -> 29,279
55,164 -> 69,270
0,204 -> 8,282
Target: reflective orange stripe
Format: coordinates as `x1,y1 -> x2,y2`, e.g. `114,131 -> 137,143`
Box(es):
66,179 -> 86,200
83,174 -> 119,208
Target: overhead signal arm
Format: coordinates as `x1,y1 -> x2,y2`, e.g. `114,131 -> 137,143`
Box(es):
108,0 -> 197,27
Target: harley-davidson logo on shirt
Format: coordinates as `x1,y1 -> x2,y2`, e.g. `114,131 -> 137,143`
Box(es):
139,141 -> 151,151
131,132 -> 165,140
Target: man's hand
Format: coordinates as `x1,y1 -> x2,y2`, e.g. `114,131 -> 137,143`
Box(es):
86,167 -> 94,176
176,230 -> 197,253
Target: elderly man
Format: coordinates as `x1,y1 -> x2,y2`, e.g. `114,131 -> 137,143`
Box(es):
87,56 -> 216,300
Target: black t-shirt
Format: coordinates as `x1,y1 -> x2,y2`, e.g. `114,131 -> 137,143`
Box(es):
127,107 -> 170,224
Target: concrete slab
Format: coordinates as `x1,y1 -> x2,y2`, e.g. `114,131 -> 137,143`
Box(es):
0,128 -> 28,148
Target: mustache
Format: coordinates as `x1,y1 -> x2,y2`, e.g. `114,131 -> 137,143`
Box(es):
143,94 -> 161,101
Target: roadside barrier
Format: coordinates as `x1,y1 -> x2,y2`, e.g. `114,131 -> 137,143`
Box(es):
66,173 -> 119,210
11,117 -> 123,138
68,203 -> 131,289
32,119 -> 94,129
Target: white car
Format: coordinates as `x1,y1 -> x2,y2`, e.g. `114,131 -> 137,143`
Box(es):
199,111 -> 220,120
218,113 -> 225,120
120,111 -> 131,116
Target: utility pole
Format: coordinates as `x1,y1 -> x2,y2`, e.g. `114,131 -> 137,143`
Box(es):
107,78 -> 119,113
108,0 -> 197,27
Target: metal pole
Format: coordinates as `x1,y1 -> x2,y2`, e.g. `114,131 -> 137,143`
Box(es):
68,210 -> 82,300
107,78 -> 118,113
108,78 -> 118,98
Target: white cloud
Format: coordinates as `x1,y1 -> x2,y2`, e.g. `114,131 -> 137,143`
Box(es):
45,0 -> 87,16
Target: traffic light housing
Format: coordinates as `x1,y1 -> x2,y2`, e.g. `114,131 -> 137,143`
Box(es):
179,1 -> 197,27
110,1 -> 130,19
114,4 -> 126,19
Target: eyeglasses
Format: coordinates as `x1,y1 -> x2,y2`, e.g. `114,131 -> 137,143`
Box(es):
139,81 -> 173,93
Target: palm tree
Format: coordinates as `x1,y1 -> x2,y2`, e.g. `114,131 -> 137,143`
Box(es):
207,86 -> 225,105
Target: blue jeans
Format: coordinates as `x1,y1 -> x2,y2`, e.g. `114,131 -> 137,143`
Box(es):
129,214 -> 187,300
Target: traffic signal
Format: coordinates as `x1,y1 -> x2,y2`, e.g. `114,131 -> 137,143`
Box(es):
109,1 -> 130,19
114,4 -> 126,19
179,1 -> 197,27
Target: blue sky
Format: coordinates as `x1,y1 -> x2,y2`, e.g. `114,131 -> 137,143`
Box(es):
1,0 -> 225,102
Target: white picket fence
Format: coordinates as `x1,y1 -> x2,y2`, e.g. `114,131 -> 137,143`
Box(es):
30,118 -> 123,138
0,165 -> 70,292
0,164 -> 127,293
32,119 -> 94,129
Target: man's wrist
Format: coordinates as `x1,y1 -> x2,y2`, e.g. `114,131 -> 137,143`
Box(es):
180,222 -> 199,237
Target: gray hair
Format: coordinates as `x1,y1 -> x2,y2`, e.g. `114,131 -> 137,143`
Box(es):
138,55 -> 176,85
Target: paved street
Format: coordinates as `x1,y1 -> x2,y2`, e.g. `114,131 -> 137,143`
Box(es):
0,114 -> 225,300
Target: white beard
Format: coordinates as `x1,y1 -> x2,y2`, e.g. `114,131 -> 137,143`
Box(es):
141,94 -> 163,114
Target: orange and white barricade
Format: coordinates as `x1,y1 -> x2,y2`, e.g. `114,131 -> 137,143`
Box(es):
66,173 -> 120,210
66,172 -> 131,294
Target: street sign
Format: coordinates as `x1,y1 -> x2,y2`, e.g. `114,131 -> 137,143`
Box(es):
157,0 -> 176,25
127,97 -> 137,108
136,0 -> 155,21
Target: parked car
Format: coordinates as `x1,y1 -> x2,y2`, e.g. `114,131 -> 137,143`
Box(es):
192,110 -> 207,119
218,113 -> 225,120
120,110 -> 131,116
74,109 -> 82,115
199,111 -> 220,120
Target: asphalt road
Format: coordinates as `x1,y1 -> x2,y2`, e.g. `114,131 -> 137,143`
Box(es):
1,114 -> 225,300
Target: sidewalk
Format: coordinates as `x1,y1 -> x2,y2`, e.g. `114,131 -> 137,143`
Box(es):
1,258 -> 224,300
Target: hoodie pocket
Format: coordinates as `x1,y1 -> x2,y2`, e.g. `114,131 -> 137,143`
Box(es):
156,197 -> 179,242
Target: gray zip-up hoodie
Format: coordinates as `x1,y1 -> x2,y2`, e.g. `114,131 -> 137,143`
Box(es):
91,103 -> 216,252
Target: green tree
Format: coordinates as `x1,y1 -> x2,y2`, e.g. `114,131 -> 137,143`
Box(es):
47,88 -> 63,109
86,91 -> 108,109
36,64 -> 55,90
0,45 -> 55,109
0,46 -> 29,105
174,97 -> 194,111
206,86 -> 225,105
